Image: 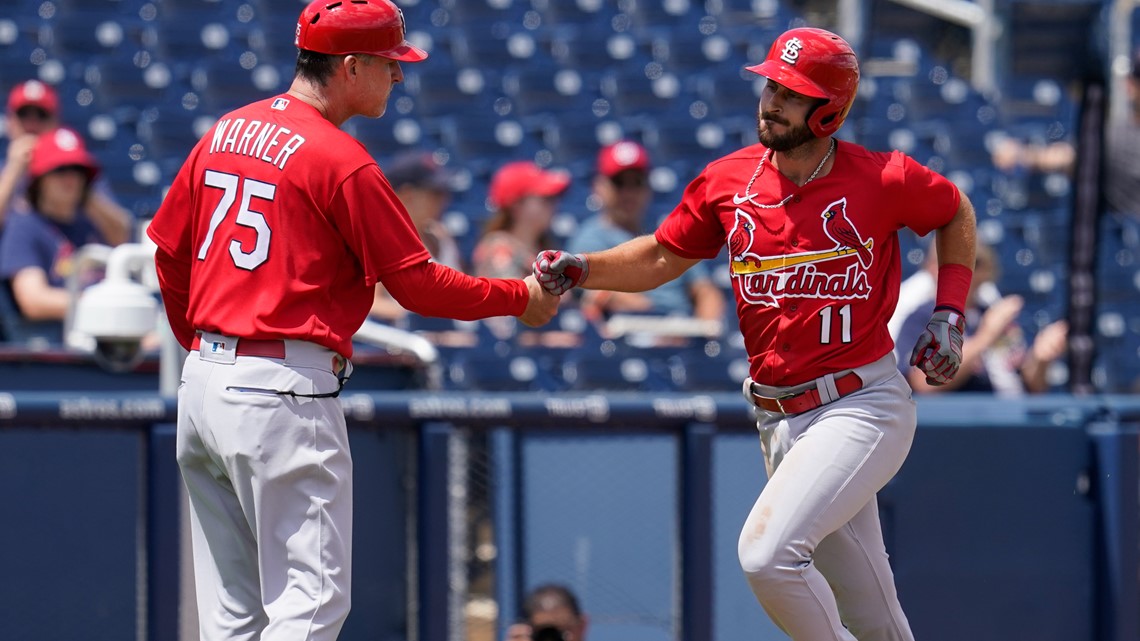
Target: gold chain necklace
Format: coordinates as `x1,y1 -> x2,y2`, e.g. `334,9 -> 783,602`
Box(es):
737,138 -> 835,209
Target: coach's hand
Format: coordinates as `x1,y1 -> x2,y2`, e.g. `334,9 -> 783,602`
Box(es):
909,309 -> 967,385
532,250 -> 589,296
518,274 -> 560,327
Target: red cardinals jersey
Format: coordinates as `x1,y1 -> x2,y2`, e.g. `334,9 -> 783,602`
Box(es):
656,140 -> 960,386
148,95 -> 431,357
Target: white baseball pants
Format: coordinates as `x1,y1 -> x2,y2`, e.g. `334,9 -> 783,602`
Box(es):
739,352 -> 917,641
177,333 -> 353,640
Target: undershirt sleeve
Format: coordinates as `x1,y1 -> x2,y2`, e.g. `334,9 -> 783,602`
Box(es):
382,259 -> 529,320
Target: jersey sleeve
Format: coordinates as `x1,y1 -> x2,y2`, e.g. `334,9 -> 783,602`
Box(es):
382,259 -> 528,319
894,153 -> 961,237
654,170 -> 726,260
328,165 -> 431,286
146,160 -> 197,349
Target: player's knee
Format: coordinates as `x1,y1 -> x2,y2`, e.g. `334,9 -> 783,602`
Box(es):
738,534 -> 810,588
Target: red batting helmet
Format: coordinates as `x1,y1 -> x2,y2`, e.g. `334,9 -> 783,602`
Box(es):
295,0 -> 428,62
746,27 -> 859,138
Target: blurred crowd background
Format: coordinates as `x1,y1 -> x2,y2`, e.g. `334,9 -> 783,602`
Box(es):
0,0 -> 1137,393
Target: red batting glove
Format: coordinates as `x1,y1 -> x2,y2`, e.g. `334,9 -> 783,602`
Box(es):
532,250 -> 589,296
908,309 -> 967,385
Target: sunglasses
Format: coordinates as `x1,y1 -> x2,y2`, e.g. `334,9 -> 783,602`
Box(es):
16,105 -> 52,121
610,173 -> 648,189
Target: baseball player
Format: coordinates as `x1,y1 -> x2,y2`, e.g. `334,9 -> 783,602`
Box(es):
147,1 -> 558,639
534,28 -> 975,641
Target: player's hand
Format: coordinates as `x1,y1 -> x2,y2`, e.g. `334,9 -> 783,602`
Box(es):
909,309 -> 966,385
504,623 -> 532,641
518,274 -> 560,327
4,134 -> 36,174
532,250 -> 589,296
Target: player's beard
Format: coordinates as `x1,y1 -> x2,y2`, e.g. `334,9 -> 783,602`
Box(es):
756,114 -> 815,152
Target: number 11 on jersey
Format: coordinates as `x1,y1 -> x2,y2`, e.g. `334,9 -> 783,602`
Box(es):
819,303 -> 852,344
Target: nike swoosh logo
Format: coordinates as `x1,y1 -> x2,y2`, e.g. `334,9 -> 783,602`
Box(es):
732,193 -> 753,205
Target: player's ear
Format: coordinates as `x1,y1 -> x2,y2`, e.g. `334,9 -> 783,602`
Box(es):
342,54 -> 361,80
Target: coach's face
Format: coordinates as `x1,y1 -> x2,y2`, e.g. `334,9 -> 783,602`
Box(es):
757,79 -> 817,152
349,54 -> 403,118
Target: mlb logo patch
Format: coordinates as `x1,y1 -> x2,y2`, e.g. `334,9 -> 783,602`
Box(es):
271,98 -> 289,111
210,341 -> 225,353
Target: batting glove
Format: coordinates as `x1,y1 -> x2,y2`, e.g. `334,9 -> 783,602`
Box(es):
532,250 -> 589,296
908,309 -> 967,385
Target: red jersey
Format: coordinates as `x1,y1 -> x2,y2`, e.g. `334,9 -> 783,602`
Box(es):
656,140 -> 959,386
148,95 -> 433,357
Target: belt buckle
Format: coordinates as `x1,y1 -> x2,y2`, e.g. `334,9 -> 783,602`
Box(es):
774,392 -> 796,415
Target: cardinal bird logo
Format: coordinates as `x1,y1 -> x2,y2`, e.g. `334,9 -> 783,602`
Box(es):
728,210 -> 755,262
820,198 -> 872,268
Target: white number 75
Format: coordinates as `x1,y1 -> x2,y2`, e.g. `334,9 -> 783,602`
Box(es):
197,170 -> 275,271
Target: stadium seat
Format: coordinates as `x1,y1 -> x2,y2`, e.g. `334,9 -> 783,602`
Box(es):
549,26 -> 642,71
600,68 -> 693,118
696,64 -> 764,119
88,52 -> 177,110
448,25 -> 550,69
501,65 -> 595,117
667,341 -> 751,392
438,0 -> 530,28
190,56 -> 286,112
531,0 -> 616,28
403,64 -> 494,118
560,350 -> 673,392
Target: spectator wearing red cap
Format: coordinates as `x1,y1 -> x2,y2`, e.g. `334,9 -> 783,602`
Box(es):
472,160 -> 571,279
0,80 -> 130,244
0,128 -> 110,342
567,141 -> 725,330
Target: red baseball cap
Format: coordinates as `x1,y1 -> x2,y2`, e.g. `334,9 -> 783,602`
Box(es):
488,161 -> 571,208
8,80 -> 59,115
597,140 -> 650,177
28,128 -> 100,182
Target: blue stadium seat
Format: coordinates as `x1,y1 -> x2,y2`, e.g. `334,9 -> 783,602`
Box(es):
88,52 -> 177,110
45,12 -> 135,58
448,25 -> 550,69
531,0 -> 616,28
501,65 -> 595,117
403,64 -> 494,118
600,68 -> 693,118
625,0 -> 702,29
638,116 -> 727,168
696,64 -> 763,120
560,349 -> 673,392
438,0 -> 530,28
438,111 -> 543,167
667,341 -> 751,392
650,27 -> 745,74
190,56 -> 286,112
549,26 -> 642,71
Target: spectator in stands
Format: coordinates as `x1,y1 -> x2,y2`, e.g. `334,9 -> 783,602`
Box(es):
370,150 -> 461,322
0,129 -> 109,341
504,583 -> 589,641
473,160 -> 570,279
990,49 -> 1140,218
567,141 -> 725,330
0,80 -> 131,244
1103,49 -> 1140,216
895,242 -> 1068,395
472,161 -> 574,342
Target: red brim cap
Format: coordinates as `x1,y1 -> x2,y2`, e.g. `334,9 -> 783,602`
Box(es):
8,80 -> 59,115
490,161 -> 571,208
381,41 -> 428,62
745,61 -> 827,99
598,140 -> 650,177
